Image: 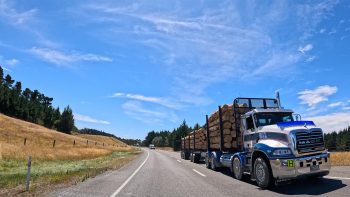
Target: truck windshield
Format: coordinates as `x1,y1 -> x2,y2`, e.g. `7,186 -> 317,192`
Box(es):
254,113 -> 294,127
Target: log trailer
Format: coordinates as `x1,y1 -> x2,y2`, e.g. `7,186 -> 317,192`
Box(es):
180,95 -> 331,188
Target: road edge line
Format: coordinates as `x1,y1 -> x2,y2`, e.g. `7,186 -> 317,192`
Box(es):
193,169 -> 206,177
110,150 -> 150,197
325,176 -> 350,180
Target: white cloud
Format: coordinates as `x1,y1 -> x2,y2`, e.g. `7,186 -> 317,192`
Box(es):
77,1 -> 338,107
0,0 -> 37,25
328,29 -> 337,35
298,44 -> 313,54
306,112 -> 350,133
4,58 -> 18,66
111,92 -> 182,109
343,107 -> 350,110
74,113 -> 110,125
305,56 -> 316,63
298,85 -> 337,109
319,28 -> 326,33
121,101 -> 178,124
30,47 -> 113,65
0,55 -> 18,70
327,102 -> 344,108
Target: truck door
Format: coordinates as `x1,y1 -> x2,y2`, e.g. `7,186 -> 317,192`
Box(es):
243,115 -> 256,153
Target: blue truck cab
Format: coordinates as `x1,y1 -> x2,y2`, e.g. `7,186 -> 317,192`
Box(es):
205,96 -> 331,188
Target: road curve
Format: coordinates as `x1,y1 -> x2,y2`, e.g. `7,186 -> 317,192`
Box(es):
51,149 -> 350,197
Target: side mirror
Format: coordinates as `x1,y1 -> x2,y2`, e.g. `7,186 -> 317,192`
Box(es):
293,114 -> 301,121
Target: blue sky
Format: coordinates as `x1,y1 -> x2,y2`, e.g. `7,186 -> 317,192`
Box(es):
1,0 -> 350,139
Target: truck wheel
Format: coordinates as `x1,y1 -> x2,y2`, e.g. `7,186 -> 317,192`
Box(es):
232,157 -> 243,180
205,155 -> 211,169
210,156 -> 217,171
254,157 -> 273,189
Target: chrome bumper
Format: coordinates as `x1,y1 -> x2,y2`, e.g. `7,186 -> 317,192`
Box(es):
270,152 -> 331,180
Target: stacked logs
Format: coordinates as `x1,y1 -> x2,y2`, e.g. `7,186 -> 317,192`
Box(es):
183,103 -> 250,151
208,104 -> 236,149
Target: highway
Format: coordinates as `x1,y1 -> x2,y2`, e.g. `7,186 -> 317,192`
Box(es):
51,149 -> 350,197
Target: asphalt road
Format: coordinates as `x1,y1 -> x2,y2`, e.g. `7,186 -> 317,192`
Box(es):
51,149 -> 350,197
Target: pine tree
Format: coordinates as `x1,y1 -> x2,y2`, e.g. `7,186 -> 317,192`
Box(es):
57,105 -> 74,134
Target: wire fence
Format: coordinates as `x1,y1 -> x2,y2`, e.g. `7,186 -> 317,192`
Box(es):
0,131 -> 127,148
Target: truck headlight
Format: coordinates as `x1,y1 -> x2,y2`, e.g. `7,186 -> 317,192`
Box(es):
273,149 -> 292,156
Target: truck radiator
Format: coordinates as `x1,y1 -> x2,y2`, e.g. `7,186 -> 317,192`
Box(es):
295,130 -> 325,154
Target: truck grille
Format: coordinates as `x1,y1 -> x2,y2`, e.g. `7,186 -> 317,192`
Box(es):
295,130 -> 325,154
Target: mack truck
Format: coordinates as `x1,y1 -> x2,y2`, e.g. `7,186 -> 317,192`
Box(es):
180,95 -> 331,188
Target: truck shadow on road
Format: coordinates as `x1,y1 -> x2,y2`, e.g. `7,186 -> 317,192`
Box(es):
216,167 -> 346,195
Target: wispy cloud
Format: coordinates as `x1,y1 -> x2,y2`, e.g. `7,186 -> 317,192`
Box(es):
72,1 -> 340,125
0,55 -> 19,71
306,112 -> 350,133
74,113 -> 110,125
111,92 -> 182,109
305,56 -> 316,63
327,102 -> 344,108
0,0 -> 37,25
298,44 -> 313,54
121,101 -> 179,125
30,47 -> 113,66
298,85 -> 337,110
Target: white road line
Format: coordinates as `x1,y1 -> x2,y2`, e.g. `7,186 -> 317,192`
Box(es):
177,160 -> 182,163
325,176 -> 350,180
193,169 -> 206,177
110,150 -> 150,197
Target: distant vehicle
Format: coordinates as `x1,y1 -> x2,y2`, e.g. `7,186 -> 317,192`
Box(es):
181,93 -> 330,189
149,144 -> 155,149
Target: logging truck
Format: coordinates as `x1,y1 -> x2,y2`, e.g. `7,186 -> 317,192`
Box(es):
180,94 -> 330,188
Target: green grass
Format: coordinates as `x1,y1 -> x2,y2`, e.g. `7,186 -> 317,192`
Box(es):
0,151 -> 137,190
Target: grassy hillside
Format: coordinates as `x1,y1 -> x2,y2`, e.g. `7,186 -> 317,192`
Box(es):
0,113 -> 131,160
0,113 -> 138,195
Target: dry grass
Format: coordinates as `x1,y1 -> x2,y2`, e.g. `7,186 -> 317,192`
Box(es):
330,152 -> 350,166
156,147 -> 175,152
0,113 -> 132,161
0,113 -> 140,194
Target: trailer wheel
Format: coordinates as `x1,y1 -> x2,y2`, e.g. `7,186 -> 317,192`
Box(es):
232,157 -> 243,180
254,157 -> 273,189
193,154 -> 200,163
205,155 -> 211,169
210,155 -> 217,171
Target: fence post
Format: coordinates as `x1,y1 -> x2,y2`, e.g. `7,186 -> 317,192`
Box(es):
53,140 -> 56,148
87,140 -> 88,145
103,143 -> 104,146
73,140 -> 75,146
26,156 -> 32,192
95,142 -> 97,146
24,138 -> 27,146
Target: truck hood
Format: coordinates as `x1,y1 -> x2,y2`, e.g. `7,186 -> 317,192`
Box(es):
257,121 -> 321,134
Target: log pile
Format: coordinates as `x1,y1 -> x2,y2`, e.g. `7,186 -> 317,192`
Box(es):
183,103 -> 250,151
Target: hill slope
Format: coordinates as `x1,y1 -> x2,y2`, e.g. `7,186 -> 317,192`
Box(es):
0,113 -> 130,160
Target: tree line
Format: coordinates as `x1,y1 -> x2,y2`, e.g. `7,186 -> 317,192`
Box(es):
143,118 -> 350,152
324,126 -> 350,151
0,66 -> 74,134
143,120 -> 200,151
77,128 -> 141,146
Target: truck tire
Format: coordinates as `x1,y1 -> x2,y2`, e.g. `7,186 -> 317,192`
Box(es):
232,157 -> 243,180
254,157 -> 274,189
205,155 -> 211,169
193,154 -> 200,163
